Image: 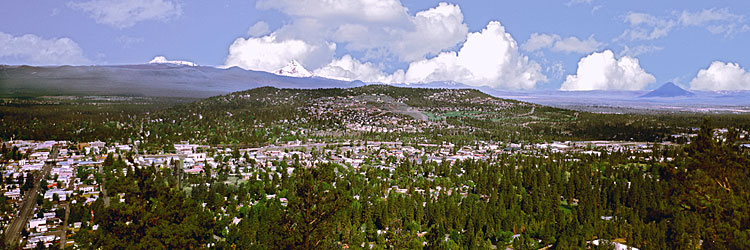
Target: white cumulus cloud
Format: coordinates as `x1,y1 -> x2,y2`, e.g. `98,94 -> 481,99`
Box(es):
401,21 -> 546,90
316,21 -> 547,89
391,3 -> 468,61
523,33 -> 603,54
253,1 -> 468,62
223,34 -> 335,72
690,61 -> 750,91
230,2 -> 545,89
314,55 -> 398,83
69,0 -> 182,28
0,32 -> 90,65
561,50 -> 655,91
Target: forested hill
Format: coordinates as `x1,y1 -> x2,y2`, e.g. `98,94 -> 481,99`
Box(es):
145,85 -> 568,148
178,85 -> 525,114
144,85 -> 750,149
4,84 -> 750,149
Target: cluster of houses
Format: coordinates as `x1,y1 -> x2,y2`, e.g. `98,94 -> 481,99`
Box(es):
160,138 -> 680,183
3,128 -> 746,248
305,95 -> 430,134
1,140 -> 119,248
425,89 -> 522,113
300,89 -> 545,137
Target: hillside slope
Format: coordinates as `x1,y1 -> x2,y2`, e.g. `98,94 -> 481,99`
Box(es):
0,64 -> 361,98
140,85 -> 582,146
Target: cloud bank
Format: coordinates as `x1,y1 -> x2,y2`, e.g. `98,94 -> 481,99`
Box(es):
399,21 -> 546,89
690,61 -> 750,91
561,50 -> 655,91
69,0 -> 182,28
314,55 -> 397,83
224,34 -> 336,72
311,21 -> 546,90
0,32 -> 90,65
225,1 -> 546,90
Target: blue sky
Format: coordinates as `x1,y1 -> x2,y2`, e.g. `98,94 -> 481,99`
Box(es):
2,0 -> 750,91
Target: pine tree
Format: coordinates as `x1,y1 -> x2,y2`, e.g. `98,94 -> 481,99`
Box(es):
285,163 -> 350,250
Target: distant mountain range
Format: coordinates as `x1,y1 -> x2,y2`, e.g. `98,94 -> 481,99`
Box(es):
0,63 -> 361,98
2,63 -> 749,113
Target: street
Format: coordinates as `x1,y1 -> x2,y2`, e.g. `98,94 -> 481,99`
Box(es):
3,146 -> 58,247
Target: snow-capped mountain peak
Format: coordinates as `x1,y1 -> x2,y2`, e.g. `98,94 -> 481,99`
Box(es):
276,60 -> 312,77
149,56 -> 197,67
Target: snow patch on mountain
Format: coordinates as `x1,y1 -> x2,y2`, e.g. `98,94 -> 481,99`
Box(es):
275,60 -> 312,78
149,56 -> 197,67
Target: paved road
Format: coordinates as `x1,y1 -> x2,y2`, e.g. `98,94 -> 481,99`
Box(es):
58,174 -> 76,250
99,166 -> 110,208
518,107 -> 537,128
518,106 -> 535,117
4,146 -> 58,247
